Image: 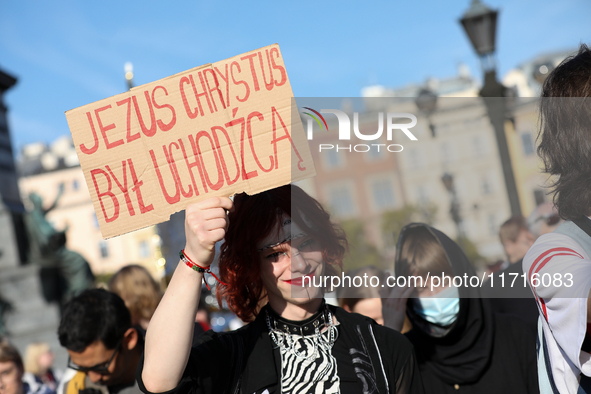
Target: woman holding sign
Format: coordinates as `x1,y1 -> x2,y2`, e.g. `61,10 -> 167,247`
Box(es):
139,185 -> 424,394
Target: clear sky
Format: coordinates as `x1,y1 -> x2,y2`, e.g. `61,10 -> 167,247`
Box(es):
1,0 -> 589,153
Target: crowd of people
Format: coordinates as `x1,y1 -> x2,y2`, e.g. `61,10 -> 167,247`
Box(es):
1,44 -> 590,394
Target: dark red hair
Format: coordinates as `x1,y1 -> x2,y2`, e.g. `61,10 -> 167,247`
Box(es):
217,184 -> 347,321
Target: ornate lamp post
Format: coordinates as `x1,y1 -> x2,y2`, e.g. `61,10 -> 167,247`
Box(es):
415,87 -> 438,137
441,173 -> 464,244
459,0 -> 521,216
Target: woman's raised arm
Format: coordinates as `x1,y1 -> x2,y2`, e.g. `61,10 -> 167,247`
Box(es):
142,197 -> 232,392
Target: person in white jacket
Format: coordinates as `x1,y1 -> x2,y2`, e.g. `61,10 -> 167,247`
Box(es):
522,43 -> 591,394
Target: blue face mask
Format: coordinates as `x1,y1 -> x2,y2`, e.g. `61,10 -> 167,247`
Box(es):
413,286 -> 460,326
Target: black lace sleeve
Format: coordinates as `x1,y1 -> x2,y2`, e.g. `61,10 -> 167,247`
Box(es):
394,348 -> 424,394
371,324 -> 425,394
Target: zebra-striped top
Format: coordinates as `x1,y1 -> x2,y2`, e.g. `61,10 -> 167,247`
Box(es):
137,303 -> 423,394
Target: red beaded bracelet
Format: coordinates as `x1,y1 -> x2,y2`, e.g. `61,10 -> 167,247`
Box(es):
179,249 -> 227,290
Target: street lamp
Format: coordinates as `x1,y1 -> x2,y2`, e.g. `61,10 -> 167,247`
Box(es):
459,0 -> 522,216
441,173 -> 464,243
532,61 -> 554,85
459,0 -> 498,73
415,87 -> 438,137
124,62 -> 134,91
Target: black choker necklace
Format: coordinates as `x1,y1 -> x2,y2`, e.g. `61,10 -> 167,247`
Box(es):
265,301 -> 338,359
266,301 -> 329,334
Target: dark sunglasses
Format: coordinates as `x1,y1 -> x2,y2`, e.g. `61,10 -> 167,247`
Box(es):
67,339 -> 122,374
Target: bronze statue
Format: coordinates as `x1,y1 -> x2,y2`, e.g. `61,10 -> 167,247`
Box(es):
24,188 -> 94,309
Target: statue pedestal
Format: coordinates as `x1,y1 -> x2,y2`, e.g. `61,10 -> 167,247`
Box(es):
0,264 -> 67,369
0,199 -> 21,269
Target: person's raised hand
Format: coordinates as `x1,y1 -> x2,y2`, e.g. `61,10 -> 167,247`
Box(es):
381,284 -> 414,332
183,197 -> 233,267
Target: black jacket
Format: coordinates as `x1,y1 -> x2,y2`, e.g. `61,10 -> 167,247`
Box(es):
137,304 -> 424,394
482,258 -> 540,331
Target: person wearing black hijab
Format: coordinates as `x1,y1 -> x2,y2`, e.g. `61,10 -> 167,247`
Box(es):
383,223 -> 538,393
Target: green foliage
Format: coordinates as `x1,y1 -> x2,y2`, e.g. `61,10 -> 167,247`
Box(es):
381,203 -> 438,248
94,272 -> 114,287
339,218 -> 383,271
379,203 -> 486,271
456,236 -> 487,270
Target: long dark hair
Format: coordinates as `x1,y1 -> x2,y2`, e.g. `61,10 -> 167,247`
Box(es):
538,44 -> 591,220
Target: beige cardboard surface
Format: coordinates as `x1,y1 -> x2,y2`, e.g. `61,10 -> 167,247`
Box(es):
66,44 -> 316,239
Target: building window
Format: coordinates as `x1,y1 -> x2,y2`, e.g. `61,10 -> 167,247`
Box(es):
440,142 -> 451,164
472,136 -> 484,157
408,149 -> 421,170
139,240 -> 150,259
371,179 -> 395,211
481,176 -> 492,195
99,241 -> 109,259
72,179 -> 79,191
409,149 -> 421,170
534,189 -> 546,206
327,185 -> 355,217
417,185 -> 429,205
521,133 -> 535,156
92,213 -> 99,229
323,149 -> 344,170
488,214 -> 497,236
367,145 -> 385,161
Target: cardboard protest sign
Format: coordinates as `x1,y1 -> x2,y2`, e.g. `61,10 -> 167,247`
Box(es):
66,44 -> 315,239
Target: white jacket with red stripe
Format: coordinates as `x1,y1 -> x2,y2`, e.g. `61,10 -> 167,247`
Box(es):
523,223 -> 591,394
